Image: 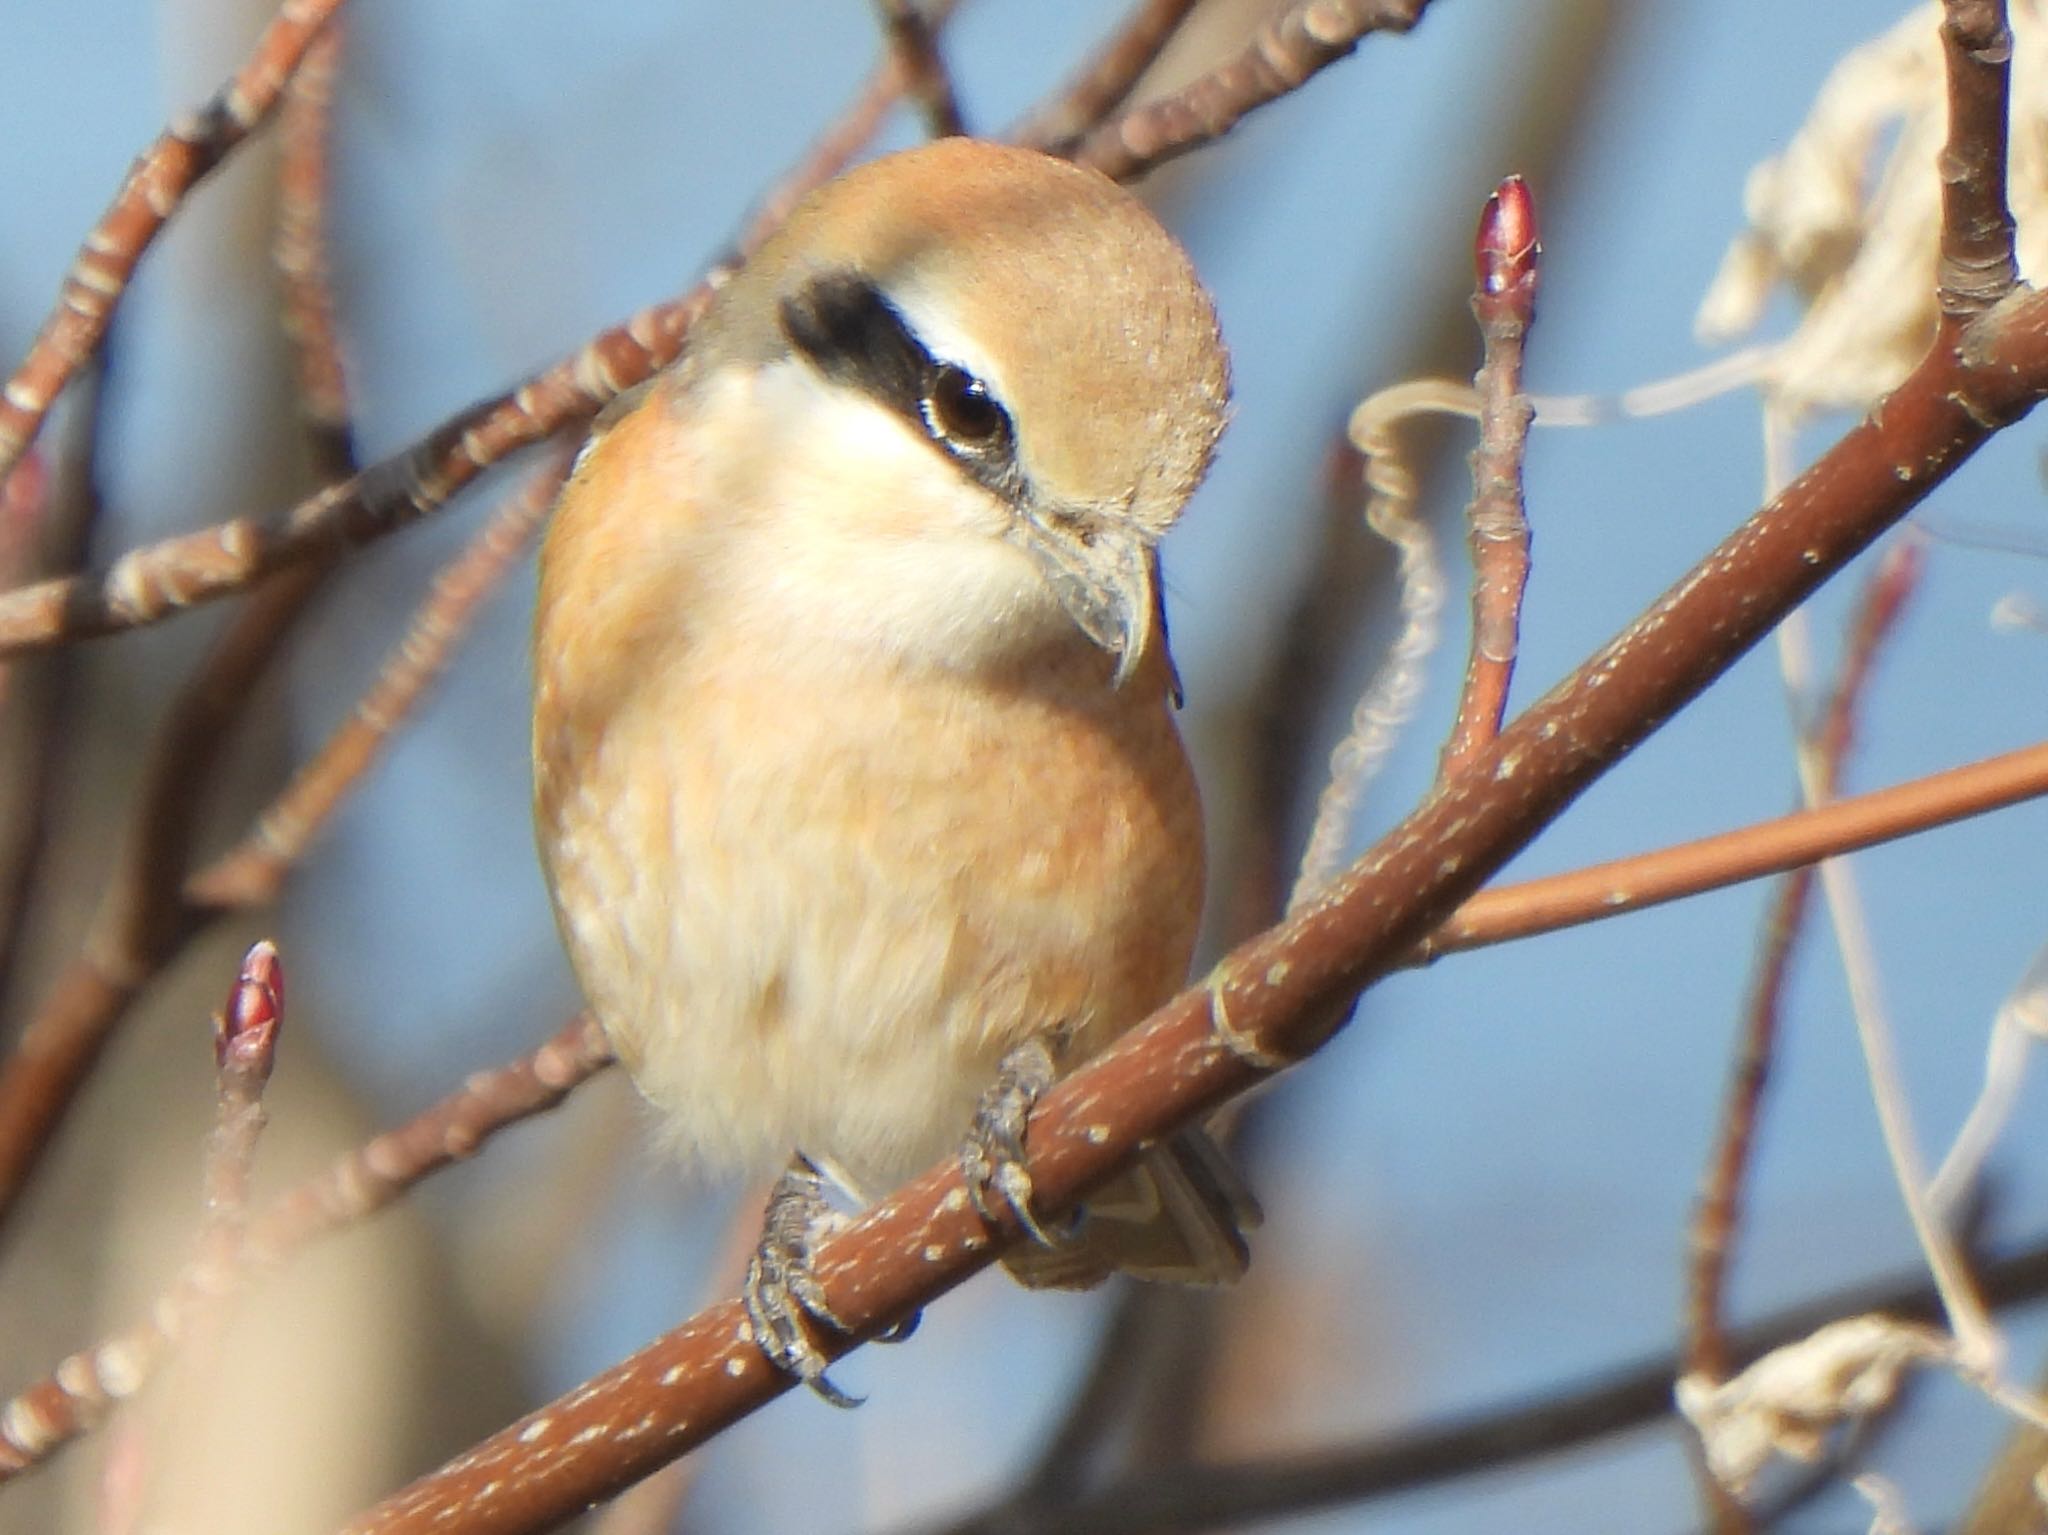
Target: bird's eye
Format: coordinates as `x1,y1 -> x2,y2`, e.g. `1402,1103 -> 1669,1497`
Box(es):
924,365 -> 1009,452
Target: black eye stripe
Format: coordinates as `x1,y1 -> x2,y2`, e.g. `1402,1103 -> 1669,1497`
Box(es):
779,272 -> 1026,502
779,273 -> 929,421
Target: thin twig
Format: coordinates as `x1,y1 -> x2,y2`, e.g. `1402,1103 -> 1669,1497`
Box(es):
0,376 -> 106,1014
1686,540 -> 1923,1388
1009,0 -> 1204,153
876,0 -> 966,138
186,452 -> 570,912
735,0 -> 961,259
1681,540 -> 1923,1535
1072,0 -> 1434,181
274,21 -> 355,480
1440,176 -> 1538,779
0,1013 -> 610,1483
0,0 -> 352,484
1420,736 -> 2048,962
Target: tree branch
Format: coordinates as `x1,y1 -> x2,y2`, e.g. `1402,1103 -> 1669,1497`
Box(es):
0,0 -> 351,484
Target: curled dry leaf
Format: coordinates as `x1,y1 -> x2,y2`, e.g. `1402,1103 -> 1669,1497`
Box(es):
1698,0 -> 2048,413
1675,1313 -> 1950,1493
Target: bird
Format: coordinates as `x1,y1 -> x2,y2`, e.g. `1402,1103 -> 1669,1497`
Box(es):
531,137 -> 1252,1404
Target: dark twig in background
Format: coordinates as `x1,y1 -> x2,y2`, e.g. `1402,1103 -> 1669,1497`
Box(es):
917,1230 -> 2048,1535
1685,539 -> 1924,1387
1073,0 -> 1433,179
1679,538 -> 1924,1533
186,452 -> 571,912
0,385 -> 103,1014
877,0 -> 967,139
274,20 -> 355,481
1009,0 -> 1203,154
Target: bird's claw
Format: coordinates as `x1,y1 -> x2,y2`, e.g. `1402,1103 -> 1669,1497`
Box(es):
743,1161 -> 861,1408
961,1036 -> 1074,1247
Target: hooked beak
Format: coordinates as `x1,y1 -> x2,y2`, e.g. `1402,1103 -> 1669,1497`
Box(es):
1013,508 -> 1161,691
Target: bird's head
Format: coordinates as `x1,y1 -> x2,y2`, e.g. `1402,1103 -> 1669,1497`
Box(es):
664,137 -> 1231,691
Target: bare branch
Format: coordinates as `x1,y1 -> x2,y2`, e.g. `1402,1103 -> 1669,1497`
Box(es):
0,0 -> 351,484
1426,728 -> 2043,962
0,944 -> 287,1481
274,22 -> 355,479
1937,0 -> 2019,319
876,0 -> 966,138
1073,0 -> 1434,181
1686,540 -> 1923,1388
1010,0 -> 1204,154
186,453 -> 569,912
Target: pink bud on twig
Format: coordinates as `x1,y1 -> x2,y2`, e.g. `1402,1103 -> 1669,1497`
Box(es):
1475,174 -> 1539,308
214,939 -> 283,1081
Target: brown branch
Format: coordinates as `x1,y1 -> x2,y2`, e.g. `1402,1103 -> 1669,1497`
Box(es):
1441,175 -> 1538,778
0,306 -> 696,659
876,0 -> 966,138
0,0 -> 351,485
1685,540 -> 1923,1389
1072,0 -> 1434,181
1424,728 -> 2044,962
185,453 -> 569,912
241,1013 -> 610,1270
1009,0 -> 1204,154
914,1233 -> 2048,1535
0,375 -> 108,1013
0,1013 -> 609,1483
275,22 -> 355,480
338,255 -> 2048,1535
733,0 -> 961,260
1680,539 -> 1924,1535
1937,0 -> 2019,319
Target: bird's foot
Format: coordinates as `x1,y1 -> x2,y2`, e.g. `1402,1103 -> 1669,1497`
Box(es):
960,1035 -> 1076,1247
744,1158 -> 860,1408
